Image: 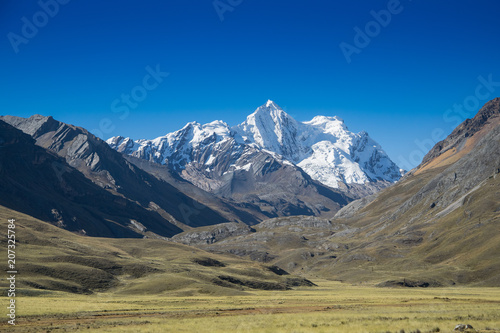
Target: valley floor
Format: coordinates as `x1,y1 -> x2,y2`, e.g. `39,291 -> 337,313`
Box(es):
2,280 -> 500,333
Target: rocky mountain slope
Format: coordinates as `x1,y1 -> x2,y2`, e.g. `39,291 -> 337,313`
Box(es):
172,98 -> 500,286
0,120 -> 181,237
1,114 -> 262,229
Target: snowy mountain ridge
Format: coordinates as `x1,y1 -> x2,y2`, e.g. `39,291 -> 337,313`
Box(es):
107,100 -> 402,189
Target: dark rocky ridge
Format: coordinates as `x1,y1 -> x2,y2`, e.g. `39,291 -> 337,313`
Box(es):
420,97 -> 500,166
0,120 -> 182,237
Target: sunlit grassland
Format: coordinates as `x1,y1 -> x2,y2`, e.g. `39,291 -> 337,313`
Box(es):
3,280 -> 500,333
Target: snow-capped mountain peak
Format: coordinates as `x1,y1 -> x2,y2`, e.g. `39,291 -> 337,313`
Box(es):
107,136 -> 138,154
235,100 -> 303,161
190,120 -> 231,145
107,100 -> 402,189
306,115 -> 346,131
266,99 -> 278,107
242,99 -> 294,128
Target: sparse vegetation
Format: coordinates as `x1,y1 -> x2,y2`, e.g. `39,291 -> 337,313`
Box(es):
194,161 -> 500,288
0,207 -> 309,297
1,206 -> 499,332
2,281 -> 500,332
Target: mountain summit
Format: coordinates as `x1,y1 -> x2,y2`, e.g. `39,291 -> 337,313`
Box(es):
234,101 -> 402,188
235,100 -> 303,162
109,101 -> 401,190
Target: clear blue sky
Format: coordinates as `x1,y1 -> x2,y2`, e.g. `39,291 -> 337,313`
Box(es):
1,0 -> 499,169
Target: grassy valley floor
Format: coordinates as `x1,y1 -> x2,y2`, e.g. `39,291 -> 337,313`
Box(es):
2,280 -> 500,333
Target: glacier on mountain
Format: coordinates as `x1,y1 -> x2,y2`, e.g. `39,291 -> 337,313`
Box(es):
107,100 -> 402,189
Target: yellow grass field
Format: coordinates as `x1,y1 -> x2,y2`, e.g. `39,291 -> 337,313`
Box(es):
2,280 -> 500,333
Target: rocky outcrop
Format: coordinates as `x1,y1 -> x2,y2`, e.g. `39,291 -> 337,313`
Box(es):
258,216 -> 332,229
453,324 -> 474,332
172,222 -> 255,245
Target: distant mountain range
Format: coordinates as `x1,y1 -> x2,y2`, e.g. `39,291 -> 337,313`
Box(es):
109,100 -> 402,189
108,100 -> 402,216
